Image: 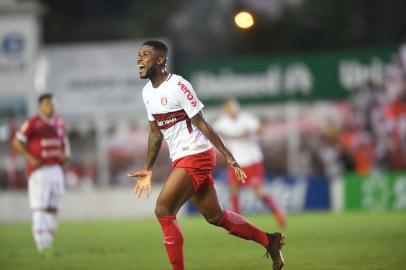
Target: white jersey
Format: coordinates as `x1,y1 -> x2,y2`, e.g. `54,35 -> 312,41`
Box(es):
142,74 -> 212,161
214,112 -> 263,167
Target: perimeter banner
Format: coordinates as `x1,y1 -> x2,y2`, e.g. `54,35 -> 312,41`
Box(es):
345,172 -> 406,211
181,47 -> 395,104
187,174 -> 330,214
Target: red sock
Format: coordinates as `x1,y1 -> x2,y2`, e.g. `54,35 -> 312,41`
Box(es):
158,216 -> 184,270
231,195 -> 240,213
218,210 -> 269,247
261,195 -> 286,227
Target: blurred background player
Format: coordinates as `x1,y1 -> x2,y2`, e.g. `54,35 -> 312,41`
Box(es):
214,99 -> 286,227
13,93 -> 70,256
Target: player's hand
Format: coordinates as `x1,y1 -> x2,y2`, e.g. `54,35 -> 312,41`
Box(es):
233,166 -> 247,183
127,169 -> 152,198
227,159 -> 247,183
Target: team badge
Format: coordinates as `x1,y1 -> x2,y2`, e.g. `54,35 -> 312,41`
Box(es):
161,97 -> 168,106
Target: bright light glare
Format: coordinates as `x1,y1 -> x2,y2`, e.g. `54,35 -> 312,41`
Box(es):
234,11 -> 254,29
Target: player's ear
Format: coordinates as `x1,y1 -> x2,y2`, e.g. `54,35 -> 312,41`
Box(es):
158,56 -> 167,67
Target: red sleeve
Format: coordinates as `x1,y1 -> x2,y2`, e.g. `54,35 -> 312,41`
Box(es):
16,118 -> 33,143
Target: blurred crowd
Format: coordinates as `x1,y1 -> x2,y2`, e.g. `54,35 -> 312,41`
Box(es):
271,43 -> 406,179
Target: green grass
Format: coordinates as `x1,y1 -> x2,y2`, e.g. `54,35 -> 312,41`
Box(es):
1,212 -> 405,270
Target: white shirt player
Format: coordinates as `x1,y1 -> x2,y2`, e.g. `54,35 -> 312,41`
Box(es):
142,74 -> 212,161
214,112 -> 263,167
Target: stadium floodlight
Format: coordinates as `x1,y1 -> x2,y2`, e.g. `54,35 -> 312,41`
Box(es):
234,11 -> 255,29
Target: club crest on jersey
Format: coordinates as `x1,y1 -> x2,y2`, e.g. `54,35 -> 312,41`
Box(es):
161,97 -> 168,106
178,81 -> 197,107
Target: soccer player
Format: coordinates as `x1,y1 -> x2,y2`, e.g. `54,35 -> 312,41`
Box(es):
214,99 -> 286,227
13,93 -> 70,256
128,40 -> 285,270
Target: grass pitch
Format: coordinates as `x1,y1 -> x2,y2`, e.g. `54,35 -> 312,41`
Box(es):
1,211 -> 405,270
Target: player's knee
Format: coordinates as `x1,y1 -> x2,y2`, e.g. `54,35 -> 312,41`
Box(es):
205,212 -> 224,226
155,204 -> 173,218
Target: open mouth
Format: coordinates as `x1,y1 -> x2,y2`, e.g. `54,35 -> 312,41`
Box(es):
138,64 -> 146,73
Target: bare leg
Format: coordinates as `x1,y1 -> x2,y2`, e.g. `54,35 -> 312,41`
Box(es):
155,168 -> 195,217
190,185 -> 224,224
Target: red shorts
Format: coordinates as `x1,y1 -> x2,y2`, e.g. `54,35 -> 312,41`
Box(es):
227,162 -> 264,187
172,148 -> 216,191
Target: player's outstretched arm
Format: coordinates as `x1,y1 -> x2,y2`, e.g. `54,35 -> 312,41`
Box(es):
128,170 -> 152,198
142,120 -> 163,171
191,112 -> 247,182
127,120 -> 163,198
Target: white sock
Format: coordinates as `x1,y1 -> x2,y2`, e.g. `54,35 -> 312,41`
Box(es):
32,211 -> 52,251
43,212 -> 58,248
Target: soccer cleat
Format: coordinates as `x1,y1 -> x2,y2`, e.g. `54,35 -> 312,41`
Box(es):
265,232 -> 285,270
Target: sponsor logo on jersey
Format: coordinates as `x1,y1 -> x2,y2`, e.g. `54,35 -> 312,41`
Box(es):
41,138 -> 62,147
156,117 -> 177,127
41,149 -> 62,158
178,81 -> 197,107
153,109 -> 193,132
